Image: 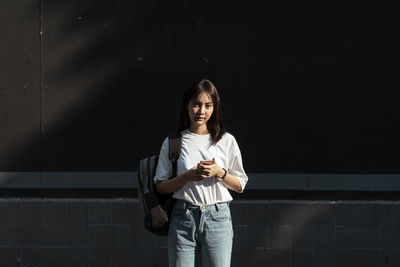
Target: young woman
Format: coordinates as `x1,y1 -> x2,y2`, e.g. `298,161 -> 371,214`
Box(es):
154,79 -> 248,267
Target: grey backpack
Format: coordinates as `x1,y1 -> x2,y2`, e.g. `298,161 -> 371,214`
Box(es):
137,134 -> 181,235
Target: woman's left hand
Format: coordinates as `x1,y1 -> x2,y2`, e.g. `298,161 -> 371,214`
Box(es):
197,158 -> 224,178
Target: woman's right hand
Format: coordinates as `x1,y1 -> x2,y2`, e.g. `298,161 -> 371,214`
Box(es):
184,166 -> 203,181
156,166 -> 205,194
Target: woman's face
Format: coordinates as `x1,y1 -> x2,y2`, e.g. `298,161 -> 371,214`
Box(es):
188,92 -> 214,130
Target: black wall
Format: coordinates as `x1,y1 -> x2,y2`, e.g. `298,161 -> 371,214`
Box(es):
2,2 -> 400,267
1,0 -> 399,174
1,199 -> 400,267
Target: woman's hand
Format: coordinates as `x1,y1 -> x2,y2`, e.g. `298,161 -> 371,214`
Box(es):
184,166 -> 204,181
197,158 -> 224,179
156,166 -> 203,194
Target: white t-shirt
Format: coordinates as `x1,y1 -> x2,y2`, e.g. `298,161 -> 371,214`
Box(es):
153,128 -> 248,205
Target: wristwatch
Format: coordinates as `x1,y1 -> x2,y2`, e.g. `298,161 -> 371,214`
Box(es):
216,168 -> 227,181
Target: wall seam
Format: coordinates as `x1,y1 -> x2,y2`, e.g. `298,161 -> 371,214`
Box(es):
39,0 -> 44,185
173,0 -> 178,130
305,0 -> 312,191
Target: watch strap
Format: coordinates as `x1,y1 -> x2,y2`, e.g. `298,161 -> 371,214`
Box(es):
217,168 -> 227,181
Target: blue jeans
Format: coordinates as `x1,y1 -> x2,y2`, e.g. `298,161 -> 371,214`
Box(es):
168,200 -> 234,267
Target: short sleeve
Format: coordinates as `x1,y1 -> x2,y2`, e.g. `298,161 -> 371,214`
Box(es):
228,136 -> 248,193
153,137 -> 173,183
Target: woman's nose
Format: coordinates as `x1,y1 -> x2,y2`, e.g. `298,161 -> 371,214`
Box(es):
199,106 -> 205,114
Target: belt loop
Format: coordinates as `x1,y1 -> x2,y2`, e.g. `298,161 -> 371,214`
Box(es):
215,203 -> 219,212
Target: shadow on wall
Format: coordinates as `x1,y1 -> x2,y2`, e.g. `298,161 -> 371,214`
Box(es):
1,0 -> 182,176
244,202 -> 332,265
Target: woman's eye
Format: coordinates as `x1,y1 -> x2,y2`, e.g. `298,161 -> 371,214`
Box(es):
206,105 -> 213,108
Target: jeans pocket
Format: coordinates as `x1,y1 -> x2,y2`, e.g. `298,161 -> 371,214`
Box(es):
210,206 -> 231,222
171,205 -> 188,218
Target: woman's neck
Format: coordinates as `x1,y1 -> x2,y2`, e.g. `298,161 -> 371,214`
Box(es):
189,124 -> 209,135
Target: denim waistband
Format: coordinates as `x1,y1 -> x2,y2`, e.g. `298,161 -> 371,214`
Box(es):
175,199 -> 229,212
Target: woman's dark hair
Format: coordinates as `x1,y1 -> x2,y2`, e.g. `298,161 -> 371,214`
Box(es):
178,79 -> 226,144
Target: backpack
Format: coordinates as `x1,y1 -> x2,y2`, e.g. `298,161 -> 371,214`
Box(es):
137,134 -> 182,236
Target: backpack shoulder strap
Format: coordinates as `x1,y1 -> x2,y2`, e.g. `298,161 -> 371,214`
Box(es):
168,132 -> 182,177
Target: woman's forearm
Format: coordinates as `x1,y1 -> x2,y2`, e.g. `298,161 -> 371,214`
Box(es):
216,169 -> 242,193
156,170 -> 194,194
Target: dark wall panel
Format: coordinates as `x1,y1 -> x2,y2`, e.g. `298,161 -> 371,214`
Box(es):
174,0 -> 309,173
0,0 -> 399,175
0,0 -> 41,171
42,0 -> 176,170
308,1 -> 400,173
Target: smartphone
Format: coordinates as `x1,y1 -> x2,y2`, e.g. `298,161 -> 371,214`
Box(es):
200,160 -> 214,165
